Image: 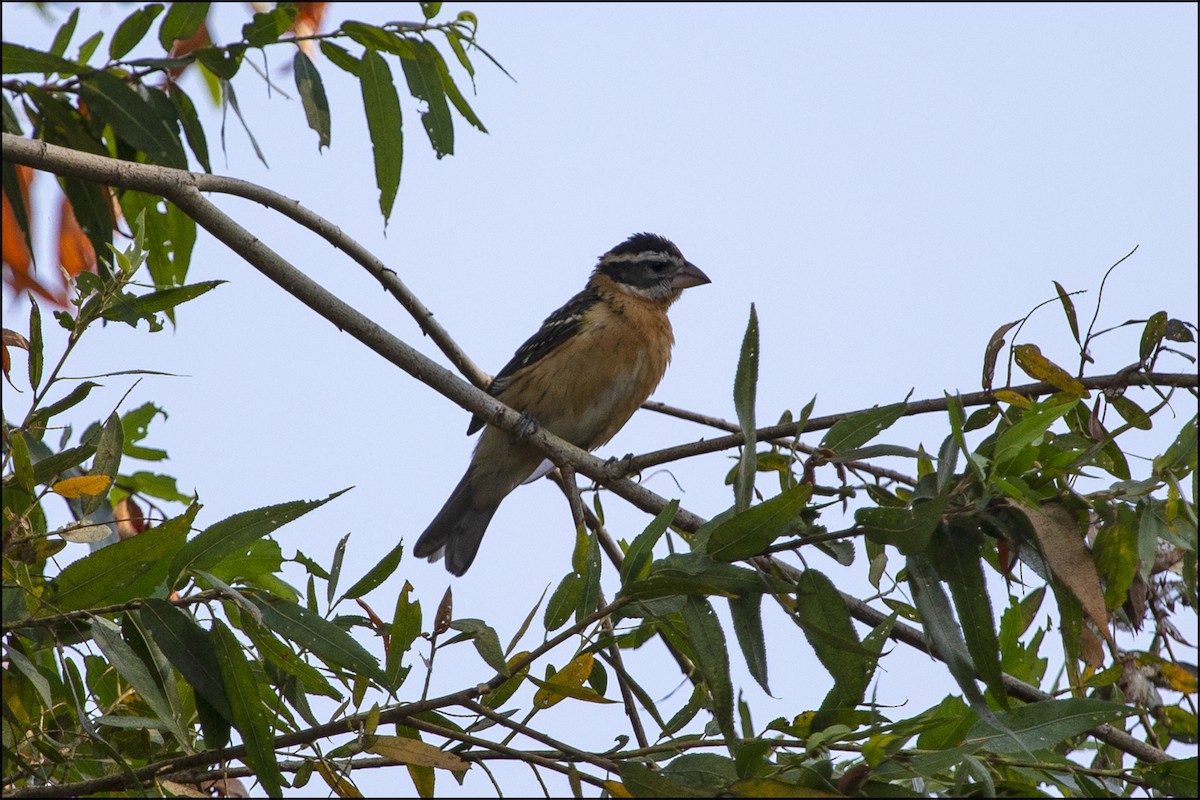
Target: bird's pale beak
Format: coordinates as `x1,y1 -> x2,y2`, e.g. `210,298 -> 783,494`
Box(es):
671,261 -> 711,289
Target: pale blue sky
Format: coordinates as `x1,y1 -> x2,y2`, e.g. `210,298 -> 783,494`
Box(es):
4,3 -> 1197,796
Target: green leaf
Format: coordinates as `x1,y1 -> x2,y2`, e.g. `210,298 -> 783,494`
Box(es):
342,22 -> 416,56
544,573 -> 583,632
431,45 -> 486,133
618,553 -> 782,602
1139,310 -> 1168,364
1154,415 -> 1197,479
681,595 -> 736,747
119,280 -> 223,318
965,697 -> 1133,754
792,569 -> 868,711
30,443 -> 96,486
342,539 -> 404,600
906,554 -> 990,715
729,594 -> 769,694
251,595 -> 384,683
617,761 -> 711,798
2,42 -> 79,75
9,431 -> 35,493
449,618 -> 507,674
733,304 -> 759,513
159,2 -> 209,50
576,527 -> 602,623
1137,756 -> 1199,798
110,4 -> 165,60
78,70 -> 186,168
619,499 -> 678,584
211,620 -> 283,797
169,489 -> 348,584
707,483 -> 811,562
90,617 -> 190,746
1093,506 -> 1140,610
242,7 -> 295,47
83,412 -> 124,516
1108,394 -> 1152,430
50,8 -> 80,58
319,41 -> 360,75
820,399 -> 907,453
294,50 -> 331,149
27,296 -> 43,391
138,598 -> 232,723
385,585 -> 421,691
359,48 -> 403,222
168,86 -> 211,172
49,505 -> 195,612
401,41 -> 454,158
991,399 -> 1076,476
856,495 -> 947,556
931,525 -> 1007,708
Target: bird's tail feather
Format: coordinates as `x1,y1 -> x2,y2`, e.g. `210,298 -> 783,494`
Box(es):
412,472 -> 499,576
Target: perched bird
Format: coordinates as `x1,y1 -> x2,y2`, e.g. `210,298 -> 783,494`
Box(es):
414,233 -> 711,576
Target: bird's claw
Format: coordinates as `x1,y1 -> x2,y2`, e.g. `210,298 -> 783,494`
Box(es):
604,453 -> 635,480
514,411 -> 540,440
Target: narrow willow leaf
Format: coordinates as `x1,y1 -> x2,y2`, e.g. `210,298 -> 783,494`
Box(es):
933,525 -> 1007,707
1108,395 -> 1152,430
793,569 -> 868,711
449,619 -> 507,674
169,488 -> 349,584
90,617 -> 190,746
401,41 -> 454,158
386,583 -> 421,691
50,7 -> 80,58
1139,311 -> 1168,364
138,599 -> 232,723
79,70 -> 186,168
681,596 -> 736,746
992,400 -> 1076,475
620,499 -> 678,584
965,697 -> 1132,754
252,595 -> 384,682
729,594 -> 769,694
906,554 -> 992,719
342,539 -> 404,600
1052,281 -> 1082,344
856,495 -> 947,556
706,483 -> 811,561
1012,343 -> 1089,398
159,2 -> 209,50
294,50 -> 331,149
359,48 -> 403,222
168,85 -> 211,172
27,296 -> 42,391
110,4 -> 165,60
367,736 -> 469,771
733,304 -> 759,513
532,652 -> 598,709
82,412 -> 123,516
982,320 -> 1018,391
211,620 -> 283,797
49,505 -> 195,612
2,42 -> 80,75
544,573 -> 584,632
820,399 -> 908,454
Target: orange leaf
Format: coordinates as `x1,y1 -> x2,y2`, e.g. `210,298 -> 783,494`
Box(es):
58,196 -> 97,277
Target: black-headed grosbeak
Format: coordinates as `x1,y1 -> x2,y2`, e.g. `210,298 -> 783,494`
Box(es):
413,233 -> 710,576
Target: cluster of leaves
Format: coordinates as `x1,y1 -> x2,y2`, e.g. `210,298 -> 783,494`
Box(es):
2,1 -> 492,305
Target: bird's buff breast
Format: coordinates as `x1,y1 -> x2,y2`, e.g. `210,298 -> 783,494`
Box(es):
505,299 -> 674,451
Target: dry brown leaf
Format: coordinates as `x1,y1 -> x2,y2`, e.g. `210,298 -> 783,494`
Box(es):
1009,499 -> 1110,643
365,736 -> 470,771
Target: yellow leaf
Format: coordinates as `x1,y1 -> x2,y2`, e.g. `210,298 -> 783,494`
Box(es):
315,761 -> 363,798
533,652 -> 594,709
992,389 -> 1033,409
365,735 -> 470,771
1013,343 -> 1090,398
52,474 -> 113,498
603,780 -> 633,798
